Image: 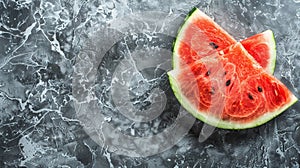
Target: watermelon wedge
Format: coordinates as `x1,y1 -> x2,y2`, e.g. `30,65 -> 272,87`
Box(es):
172,8 -> 276,74
168,8 -> 298,129
240,30 -> 276,74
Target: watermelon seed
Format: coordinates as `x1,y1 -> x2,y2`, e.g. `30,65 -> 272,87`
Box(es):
205,70 -> 211,76
209,42 -> 219,49
209,87 -> 215,95
226,79 -> 231,86
258,86 -> 263,92
224,71 -> 227,75
248,93 -> 254,100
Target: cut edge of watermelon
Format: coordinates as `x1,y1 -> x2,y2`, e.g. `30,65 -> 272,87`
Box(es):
168,70 -> 298,129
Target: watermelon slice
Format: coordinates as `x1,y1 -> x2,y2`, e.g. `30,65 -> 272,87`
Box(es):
172,8 -> 276,74
168,8 -> 298,129
240,30 -> 276,74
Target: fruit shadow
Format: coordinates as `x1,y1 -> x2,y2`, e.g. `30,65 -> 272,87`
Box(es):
189,118 -> 276,148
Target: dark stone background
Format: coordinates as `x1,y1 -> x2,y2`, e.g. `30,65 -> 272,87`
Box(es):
0,0 -> 299,167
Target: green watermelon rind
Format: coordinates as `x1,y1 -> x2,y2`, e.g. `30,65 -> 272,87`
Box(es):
170,7 -> 297,129
168,70 -> 298,129
264,29 -> 277,74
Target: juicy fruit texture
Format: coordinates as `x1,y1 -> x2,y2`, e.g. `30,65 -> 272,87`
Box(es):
173,8 -> 276,74
241,30 -> 276,74
169,43 -> 297,129
172,8 -> 236,69
168,8 -> 298,129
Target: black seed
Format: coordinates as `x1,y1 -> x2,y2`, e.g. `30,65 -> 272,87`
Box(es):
258,86 -> 263,92
209,87 -> 215,95
248,93 -> 254,100
226,79 -> 231,86
209,42 -> 219,49
224,71 -> 227,75
205,70 -> 211,76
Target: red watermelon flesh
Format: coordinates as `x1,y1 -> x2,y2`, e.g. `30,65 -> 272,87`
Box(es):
240,30 -> 276,74
169,8 -> 297,129
169,43 -> 297,129
221,43 -> 292,122
173,8 -> 276,74
173,8 -> 236,68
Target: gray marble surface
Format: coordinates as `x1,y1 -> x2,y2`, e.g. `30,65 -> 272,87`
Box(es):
1,0 -> 300,167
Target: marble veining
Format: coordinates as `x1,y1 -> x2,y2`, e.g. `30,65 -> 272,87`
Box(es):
0,0 -> 300,167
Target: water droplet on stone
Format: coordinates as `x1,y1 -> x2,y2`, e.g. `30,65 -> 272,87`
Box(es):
104,116 -> 112,122
296,9 -> 300,18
